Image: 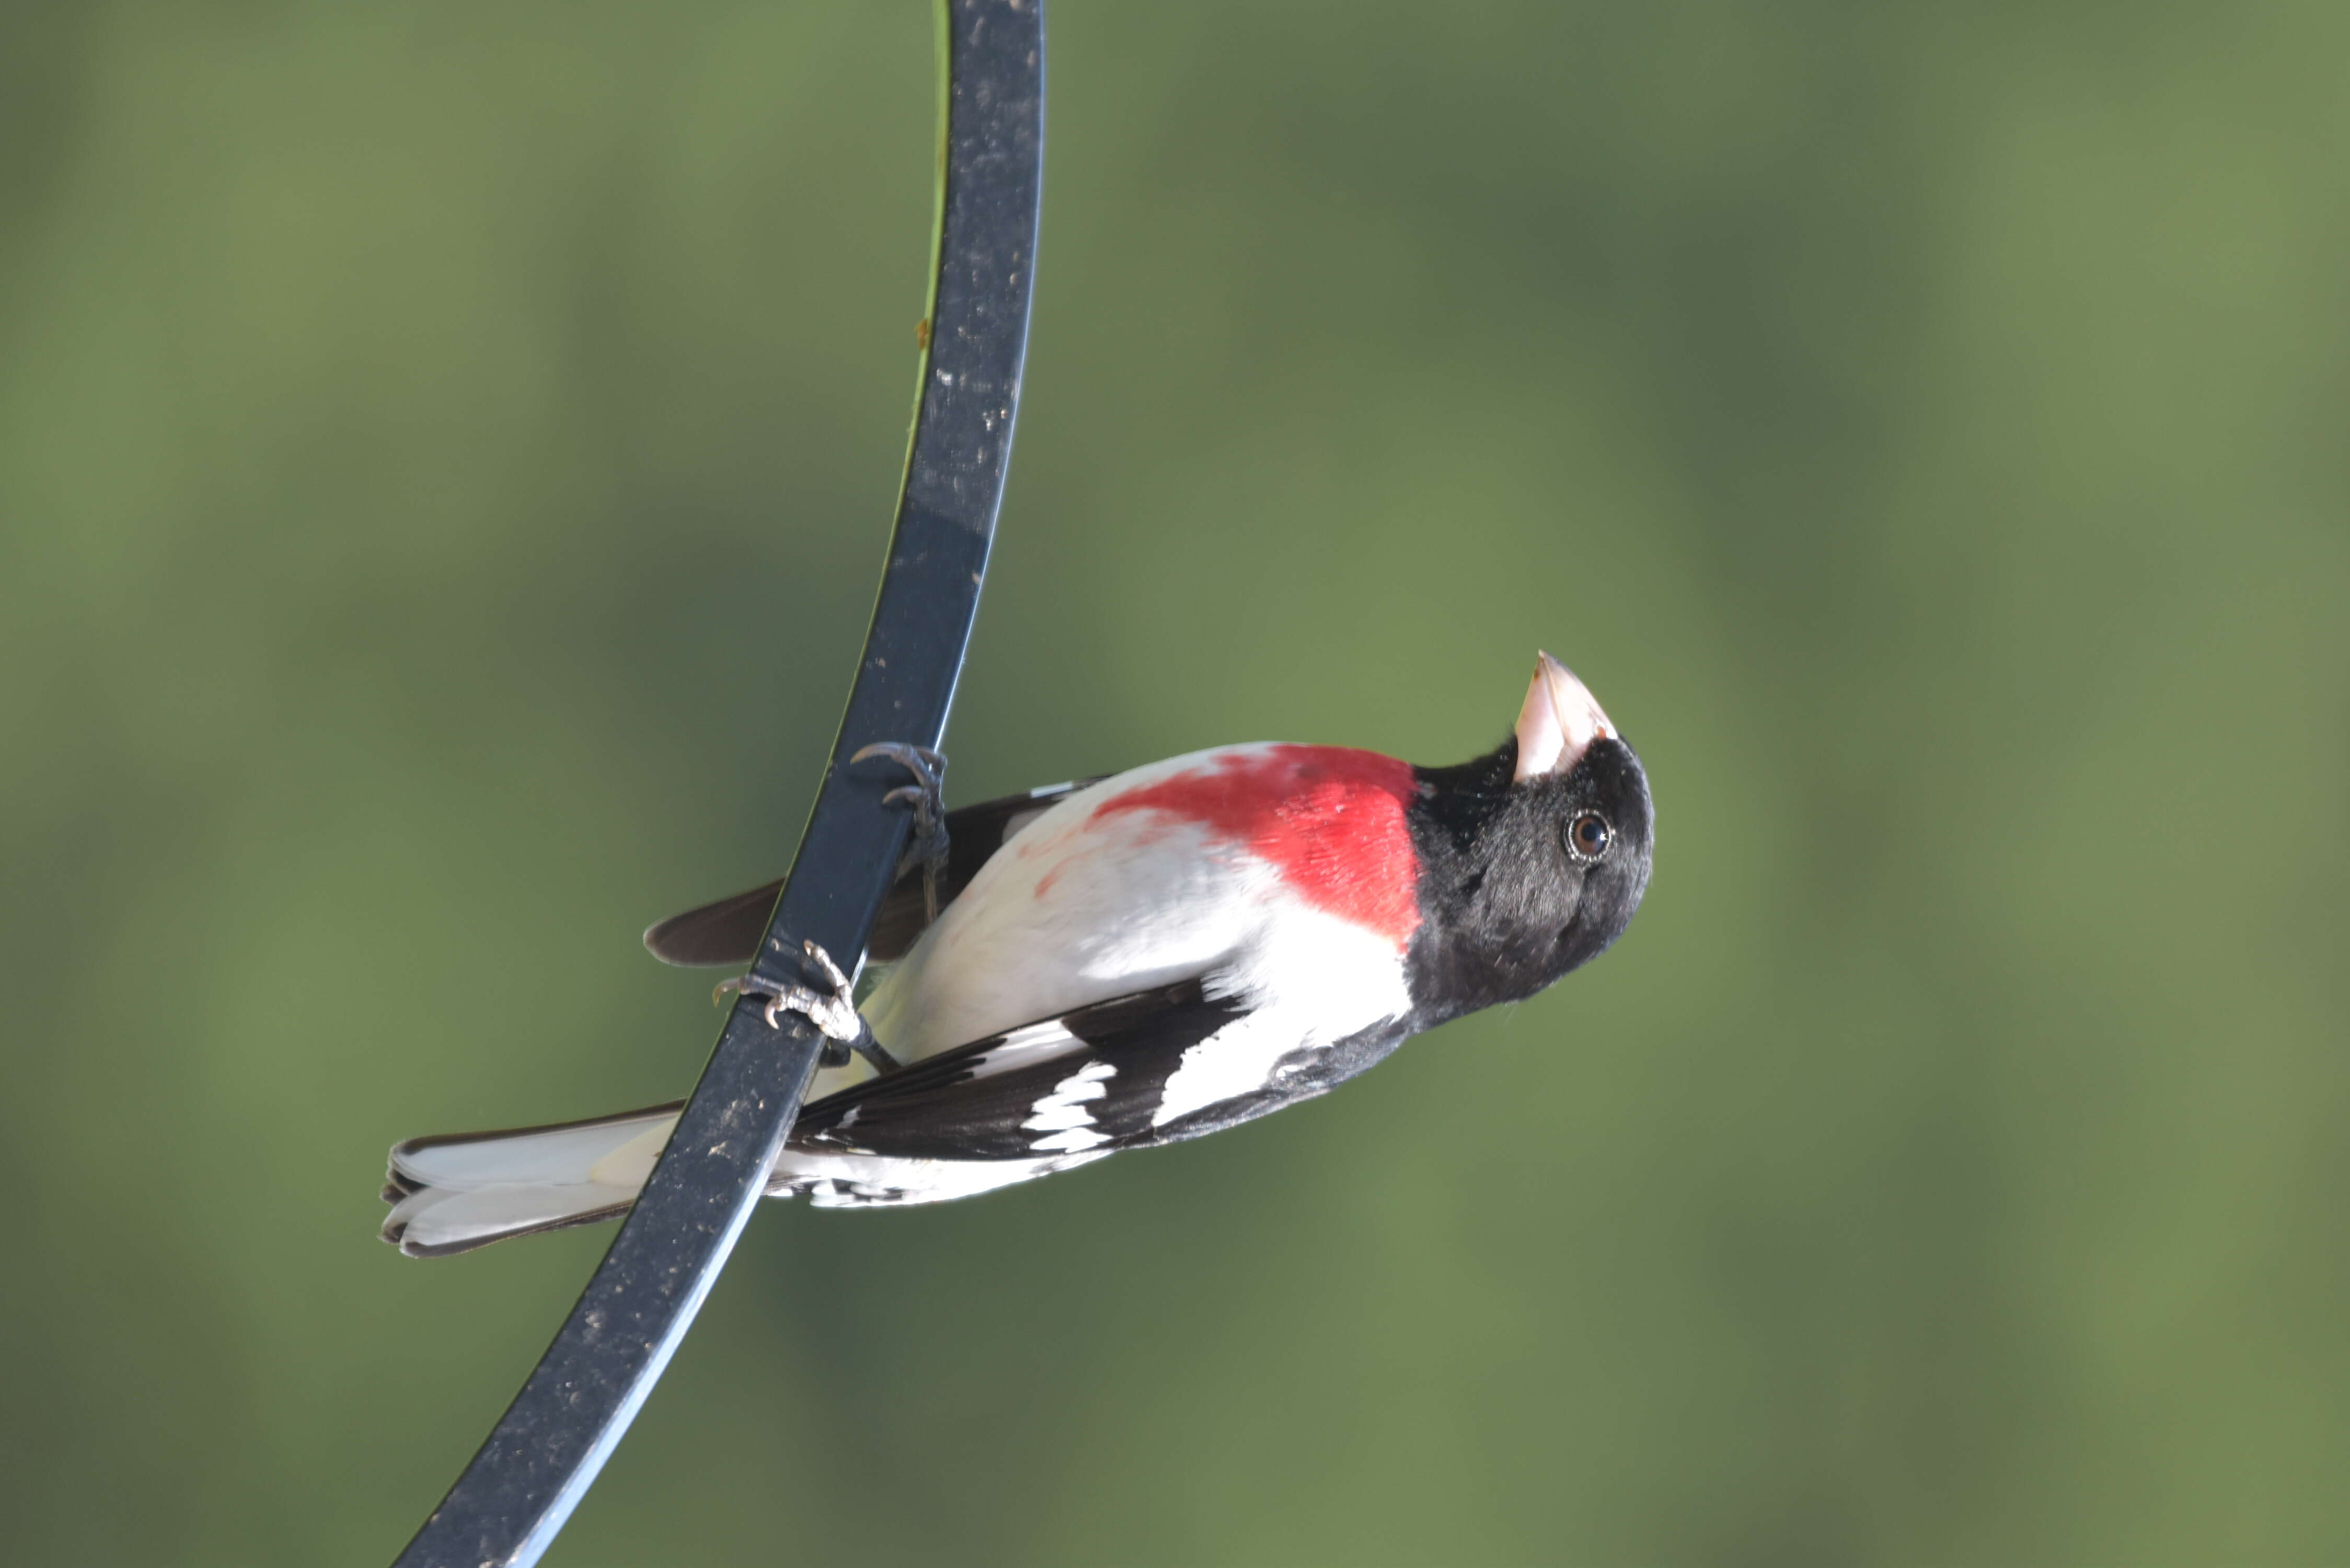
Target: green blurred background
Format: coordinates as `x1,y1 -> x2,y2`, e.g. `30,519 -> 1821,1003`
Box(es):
3,1 -> 2345,1562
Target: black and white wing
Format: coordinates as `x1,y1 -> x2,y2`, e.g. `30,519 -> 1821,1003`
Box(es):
789,977 -> 1386,1162
641,777 -> 1105,968
382,976 -> 1419,1244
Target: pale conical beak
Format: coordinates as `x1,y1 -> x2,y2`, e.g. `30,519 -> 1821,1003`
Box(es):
1513,651 -> 1617,782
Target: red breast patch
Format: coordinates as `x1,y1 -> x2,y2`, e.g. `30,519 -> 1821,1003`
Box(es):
1091,745 -> 1422,948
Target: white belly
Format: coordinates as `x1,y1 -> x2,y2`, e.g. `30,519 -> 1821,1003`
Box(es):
869,753 -> 1270,1054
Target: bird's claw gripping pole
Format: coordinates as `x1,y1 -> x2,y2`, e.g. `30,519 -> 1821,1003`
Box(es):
391,5 -> 1042,1563
713,941 -> 903,1075
853,741 -> 951,920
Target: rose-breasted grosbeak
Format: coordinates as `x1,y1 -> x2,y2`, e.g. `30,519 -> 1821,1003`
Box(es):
381,653 -> 1653,1256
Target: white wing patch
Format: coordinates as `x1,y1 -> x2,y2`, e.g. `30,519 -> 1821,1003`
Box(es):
971,1019 -> 1086,1078
1151,1012 -> 1291,1127
775,1149 -> 1114,1208
1022,1059 -> 1119,1151
1153,900 -> 1415,1128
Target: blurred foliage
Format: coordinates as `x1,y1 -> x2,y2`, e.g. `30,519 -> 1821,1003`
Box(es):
3,1 -> 2346,1563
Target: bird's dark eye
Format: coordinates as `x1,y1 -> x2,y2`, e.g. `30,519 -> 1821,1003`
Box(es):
1566,812 -> 1611,861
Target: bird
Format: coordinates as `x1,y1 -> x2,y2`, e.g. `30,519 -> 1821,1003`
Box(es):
379,652 -> 1654,1256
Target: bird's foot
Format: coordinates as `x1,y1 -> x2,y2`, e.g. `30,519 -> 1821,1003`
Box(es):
715,940 -> 903,1075
852,741 -> 949,921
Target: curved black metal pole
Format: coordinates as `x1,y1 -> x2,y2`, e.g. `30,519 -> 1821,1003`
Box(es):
392,5 -> 1042,1563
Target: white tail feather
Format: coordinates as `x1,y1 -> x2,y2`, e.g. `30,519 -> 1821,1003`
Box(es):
381,1108 -> 677,1258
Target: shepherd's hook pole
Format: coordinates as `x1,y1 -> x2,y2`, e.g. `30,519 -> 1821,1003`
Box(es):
391,5 -> 1042,1562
